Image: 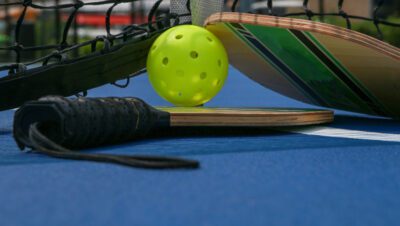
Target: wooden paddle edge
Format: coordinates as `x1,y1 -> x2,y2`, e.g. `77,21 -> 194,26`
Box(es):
205,12 -> 400,60
168,109 -> 334,127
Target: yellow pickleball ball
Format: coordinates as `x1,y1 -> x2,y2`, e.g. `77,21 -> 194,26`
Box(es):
147,25 -> 229,107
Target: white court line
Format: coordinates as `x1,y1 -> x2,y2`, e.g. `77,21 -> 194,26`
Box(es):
282,126 -> 400,143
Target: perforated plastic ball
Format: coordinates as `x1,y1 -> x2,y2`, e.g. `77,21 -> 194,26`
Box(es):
147,25 -> 229,107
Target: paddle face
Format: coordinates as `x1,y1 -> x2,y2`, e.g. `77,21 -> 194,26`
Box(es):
157,107 -> 334,127
205,13 -> 400,119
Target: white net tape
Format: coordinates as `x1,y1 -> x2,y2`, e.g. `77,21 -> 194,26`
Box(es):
190,0 -> 224,25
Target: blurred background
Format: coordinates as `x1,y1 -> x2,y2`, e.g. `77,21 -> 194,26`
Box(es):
0,0 -> 399,64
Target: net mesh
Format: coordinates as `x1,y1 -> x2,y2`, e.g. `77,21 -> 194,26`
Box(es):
0,0 -> 399,93
0,0 -> 173,75
0,1 -> 399,68
170,0 -> 191,24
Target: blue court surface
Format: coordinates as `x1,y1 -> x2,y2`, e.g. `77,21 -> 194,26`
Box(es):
1,67 -> 399,226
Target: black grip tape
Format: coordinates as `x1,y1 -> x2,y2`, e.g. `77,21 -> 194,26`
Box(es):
13,96 -> 170,150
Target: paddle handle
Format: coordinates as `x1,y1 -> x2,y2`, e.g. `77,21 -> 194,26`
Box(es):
13,96 -> 170,150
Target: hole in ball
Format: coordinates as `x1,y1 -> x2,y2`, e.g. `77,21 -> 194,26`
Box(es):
190,51 -> 199,59
200,72 -> 207,80
176,34 -> 183,40
162,57 -> 169,65
178,92 -> 183,97
152,45 -> 157,50
218,60 -> 222,67
207,37 -> 213,42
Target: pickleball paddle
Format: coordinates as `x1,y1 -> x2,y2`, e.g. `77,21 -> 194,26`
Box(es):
13,96 -> 333,169
205,12 -> 400,119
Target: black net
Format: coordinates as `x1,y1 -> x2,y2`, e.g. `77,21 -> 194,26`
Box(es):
0,0 -> 175,74
1,0 -> 399,61
0,0 -> 397,110
1,0 -> 398,77
0,0 -> 183,110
